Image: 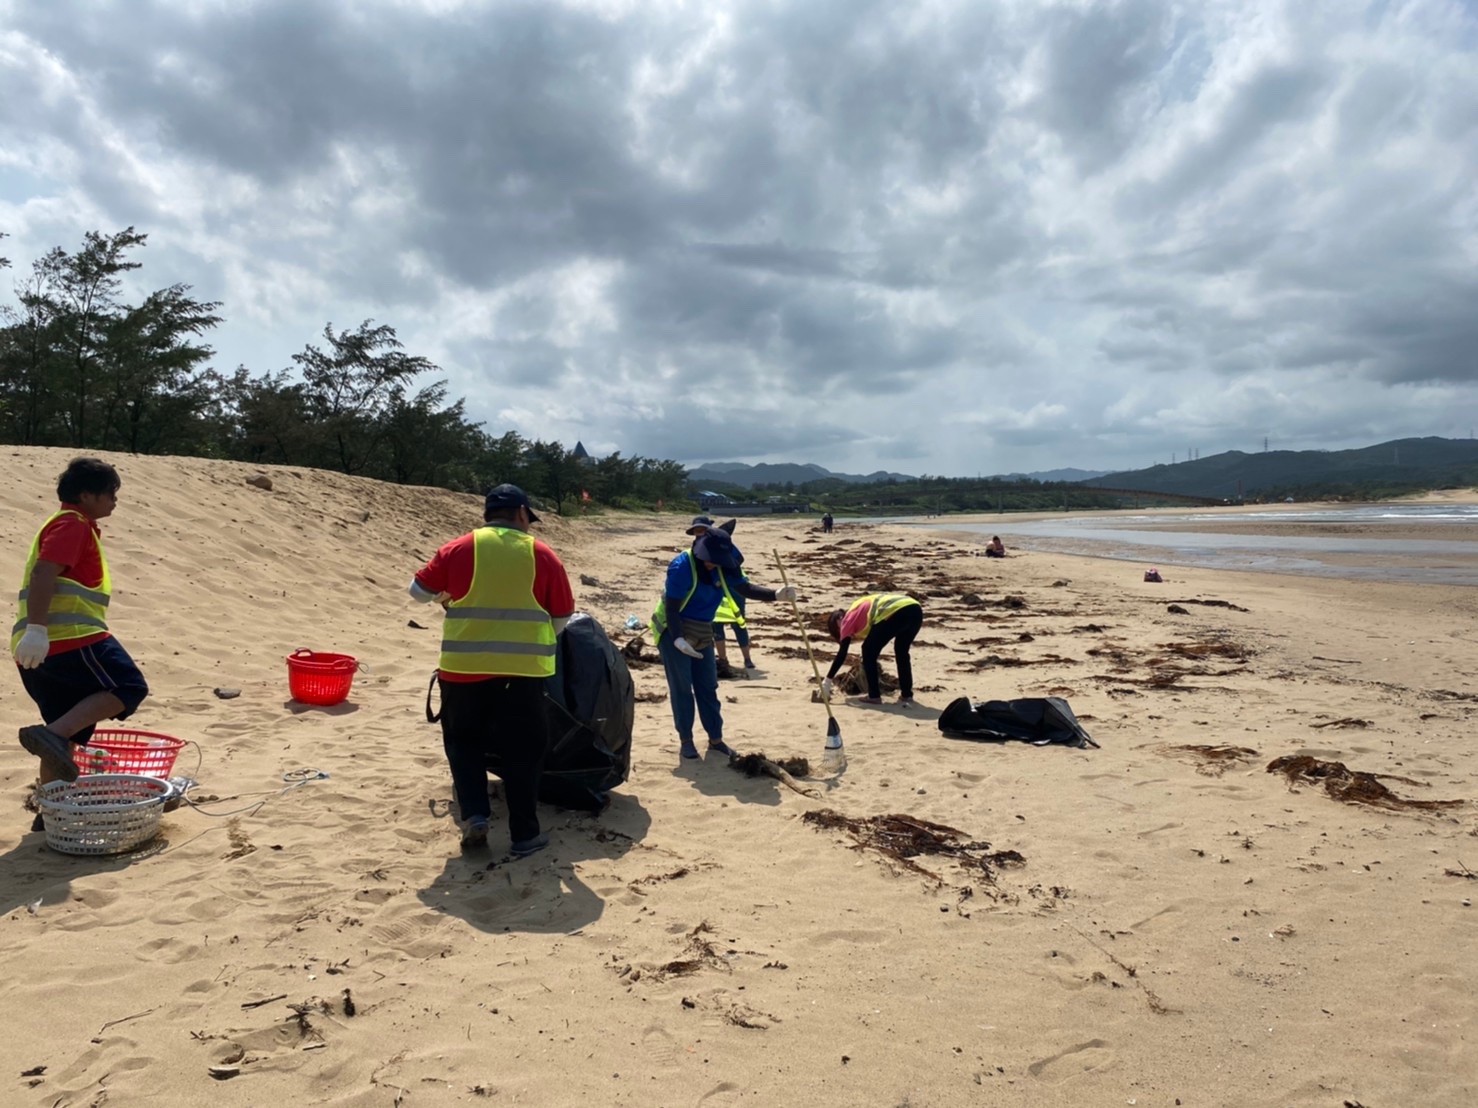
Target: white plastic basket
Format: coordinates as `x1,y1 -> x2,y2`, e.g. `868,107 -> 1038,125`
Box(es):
37,774 -> 172,856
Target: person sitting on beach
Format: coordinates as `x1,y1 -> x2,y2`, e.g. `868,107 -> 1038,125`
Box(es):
651,527 -> 796,760
820,592 -> 923,708
11,457 -> 151,832
985,536 -> 1006,558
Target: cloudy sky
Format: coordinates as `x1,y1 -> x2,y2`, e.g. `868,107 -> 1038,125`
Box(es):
2,0 -> 1475,478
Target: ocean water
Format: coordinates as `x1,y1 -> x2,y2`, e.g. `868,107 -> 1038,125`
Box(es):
897,504 -> 1478,586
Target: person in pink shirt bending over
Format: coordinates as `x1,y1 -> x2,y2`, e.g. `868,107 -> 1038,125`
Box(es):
819,592 -> 923,707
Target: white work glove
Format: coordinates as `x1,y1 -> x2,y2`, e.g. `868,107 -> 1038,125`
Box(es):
12,624 -> 49,669
673,636 -> 703,659
820,676 -> 834,700
774,586 -> 798,603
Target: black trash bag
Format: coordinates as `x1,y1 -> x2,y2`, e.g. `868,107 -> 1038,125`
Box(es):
938,696 -> 1099,749
533,613 -> 635,810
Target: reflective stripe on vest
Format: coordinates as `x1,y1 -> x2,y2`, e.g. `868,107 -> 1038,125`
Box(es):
651,550 -> 740,636
849,592 -> 919,636
10,509 -> 112,652
438,527 -> 556,677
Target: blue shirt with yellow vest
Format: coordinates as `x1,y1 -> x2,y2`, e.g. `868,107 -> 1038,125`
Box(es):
651,532 -> 777,644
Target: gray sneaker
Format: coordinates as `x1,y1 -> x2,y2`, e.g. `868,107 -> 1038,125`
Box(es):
510,832 -> 549,858
19,726 -> 79,783
460,817 -> 489,851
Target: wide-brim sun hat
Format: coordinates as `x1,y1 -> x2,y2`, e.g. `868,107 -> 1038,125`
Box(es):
693,529 -> 743,570
686,515 -> 715,535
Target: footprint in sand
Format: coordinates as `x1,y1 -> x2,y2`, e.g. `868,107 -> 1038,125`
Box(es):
134,935 -> 205,964
642,1023 -> 682,1070
695,1081 -> 745,1107
368,906 -> 453,959
806,927 -> 893,946
1026,1038 -> 1116,1083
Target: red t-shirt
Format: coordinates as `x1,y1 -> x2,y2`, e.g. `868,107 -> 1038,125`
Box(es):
34,504 -> 111,655
415,529 -> 575,682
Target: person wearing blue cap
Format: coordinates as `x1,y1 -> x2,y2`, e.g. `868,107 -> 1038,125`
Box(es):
649,527 -> 798,760
409,483 -> 574,855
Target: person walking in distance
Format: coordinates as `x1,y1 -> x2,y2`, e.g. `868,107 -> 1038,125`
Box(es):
12,457 -> 151,831
410,484 -> 574,855
820,592 -> 924,708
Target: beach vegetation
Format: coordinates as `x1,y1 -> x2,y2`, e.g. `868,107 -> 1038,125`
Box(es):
0,227 -> 690,512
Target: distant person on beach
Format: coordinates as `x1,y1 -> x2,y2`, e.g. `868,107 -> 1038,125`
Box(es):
820,592 -> 923,708
410,484 -> 574,856
711,520 -> 756,675
12,457 -> 151,831
822,512 -> 834,534
985,536 -> 1006,557
651,527 -> 796,760
685,515 -> 715,540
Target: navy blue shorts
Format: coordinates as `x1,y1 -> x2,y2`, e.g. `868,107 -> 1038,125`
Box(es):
18,637 -> 149,745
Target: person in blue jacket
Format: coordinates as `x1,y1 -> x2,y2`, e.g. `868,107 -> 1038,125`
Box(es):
650,528 -> 796,760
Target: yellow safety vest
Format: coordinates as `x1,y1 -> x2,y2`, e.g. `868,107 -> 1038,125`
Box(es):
847,592 -> 919,637
439,527 -> 556,677
651,550 -> 740,636
712,571 -> 748,627
11,509 -> 112,652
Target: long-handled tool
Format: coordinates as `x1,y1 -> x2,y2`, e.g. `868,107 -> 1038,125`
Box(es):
772,549 -> 843,755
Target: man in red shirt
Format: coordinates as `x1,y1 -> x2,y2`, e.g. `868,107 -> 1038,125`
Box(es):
410,484 -> 574,856
12,458 -> 150,830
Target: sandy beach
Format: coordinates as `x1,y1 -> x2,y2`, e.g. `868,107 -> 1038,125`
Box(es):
2,447 -> 1475,1107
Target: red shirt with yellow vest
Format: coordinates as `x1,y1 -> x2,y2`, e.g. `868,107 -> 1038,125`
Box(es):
27,506 -> 111,657
414,530 -> 574,683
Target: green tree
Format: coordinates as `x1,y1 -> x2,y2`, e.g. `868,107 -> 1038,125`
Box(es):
382,380 -> 487,490
0,247 -> 70,444
592,451 -> 641,505
636,458 -> 691,505
526,439 -> 586,514
97,283 -> 223,453
217,367 -> 315,465
293,321 -> 435,475
47,227 -> 148,446
472,430 -> 530,493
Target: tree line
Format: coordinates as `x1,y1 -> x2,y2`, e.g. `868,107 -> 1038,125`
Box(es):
0,229 -> 690,513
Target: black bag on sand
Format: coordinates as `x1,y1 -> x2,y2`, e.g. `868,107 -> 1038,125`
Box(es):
938,696 -> 1099,749
532,613 -> 636,811
427,615 -> 635,812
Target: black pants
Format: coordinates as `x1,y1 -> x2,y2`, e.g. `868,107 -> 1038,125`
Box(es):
861,604 -> 924,699
438,676 -> 547,842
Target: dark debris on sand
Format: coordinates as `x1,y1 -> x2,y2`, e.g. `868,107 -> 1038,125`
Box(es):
801,809 -> 1025,885
1267,755 -> 1464,811
730,752 -> 811,778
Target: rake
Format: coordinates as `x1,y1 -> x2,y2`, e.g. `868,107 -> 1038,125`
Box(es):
772,549 -> 843,758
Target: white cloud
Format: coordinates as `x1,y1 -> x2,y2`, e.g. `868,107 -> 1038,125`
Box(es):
1,0 -> 1475,476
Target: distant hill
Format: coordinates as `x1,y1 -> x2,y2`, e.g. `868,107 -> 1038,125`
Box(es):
688,462 -> 916,488
1083,437 -> 1478,500
1004,467 -> 1109,483
689,461 -> 1107,488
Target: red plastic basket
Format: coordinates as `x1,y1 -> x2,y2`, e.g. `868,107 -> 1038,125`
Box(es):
75,729 -> 187,779
286,649 -> 359,706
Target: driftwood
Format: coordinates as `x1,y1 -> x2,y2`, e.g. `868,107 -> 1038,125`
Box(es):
729,752 -> 819,799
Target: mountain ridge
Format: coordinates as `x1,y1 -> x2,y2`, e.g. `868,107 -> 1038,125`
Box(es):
688,461 -> 1108,487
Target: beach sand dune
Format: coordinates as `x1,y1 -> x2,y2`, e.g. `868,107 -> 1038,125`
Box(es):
2,447 -> 1475,1107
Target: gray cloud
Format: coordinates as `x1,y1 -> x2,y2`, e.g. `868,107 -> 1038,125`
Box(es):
1,0 -> 1475,477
